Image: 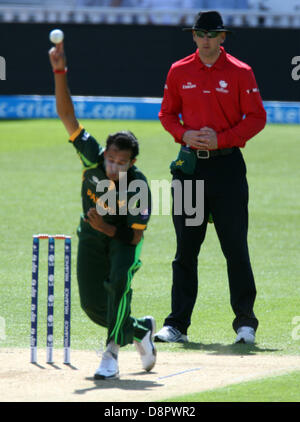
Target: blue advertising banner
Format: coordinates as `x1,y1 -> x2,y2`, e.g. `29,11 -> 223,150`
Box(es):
0,95 -> 300,124
0,95 -> 161,120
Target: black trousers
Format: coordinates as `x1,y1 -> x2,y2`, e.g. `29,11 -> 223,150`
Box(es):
164,148 -> 259,335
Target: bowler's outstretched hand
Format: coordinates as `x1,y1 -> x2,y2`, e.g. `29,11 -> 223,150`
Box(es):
49,42 -> 66,71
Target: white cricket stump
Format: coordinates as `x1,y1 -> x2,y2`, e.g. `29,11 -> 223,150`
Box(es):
30,347 -> 37,364
46,346 -> 54,364
64,347 -> 71,365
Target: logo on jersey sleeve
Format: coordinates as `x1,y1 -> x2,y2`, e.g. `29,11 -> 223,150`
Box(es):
246,88 -> 259,94
82,131 -> 90,141
141,208 -> 150,220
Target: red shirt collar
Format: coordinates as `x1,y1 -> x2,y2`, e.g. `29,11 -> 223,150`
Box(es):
194,46 -> 227,70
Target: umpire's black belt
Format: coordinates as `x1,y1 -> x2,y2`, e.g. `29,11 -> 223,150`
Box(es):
195,148 -> 233,159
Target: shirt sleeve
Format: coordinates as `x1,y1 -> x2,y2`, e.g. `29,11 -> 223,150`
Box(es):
158,66 -> 186,144
69,124 -> 103,168
217,68 -> 267,149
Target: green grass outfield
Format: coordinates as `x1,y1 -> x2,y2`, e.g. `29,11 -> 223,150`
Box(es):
162,370 -> 300,402
0,119 -> 300,401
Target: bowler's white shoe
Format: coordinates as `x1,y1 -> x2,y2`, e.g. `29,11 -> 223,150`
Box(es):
94,350 -> 119,380
235,326 -> 255,344
134,316 -> 157,372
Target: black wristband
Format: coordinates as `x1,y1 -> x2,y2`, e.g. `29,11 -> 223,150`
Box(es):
113,226 -> 134,244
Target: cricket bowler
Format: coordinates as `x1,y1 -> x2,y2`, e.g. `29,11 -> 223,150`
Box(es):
48,40 -> 156,380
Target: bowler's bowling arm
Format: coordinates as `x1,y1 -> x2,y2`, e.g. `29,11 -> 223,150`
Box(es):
54,72 -> 79,136
49,42 -> 79,136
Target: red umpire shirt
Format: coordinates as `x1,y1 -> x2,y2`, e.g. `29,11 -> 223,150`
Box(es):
159,46 -> 266,148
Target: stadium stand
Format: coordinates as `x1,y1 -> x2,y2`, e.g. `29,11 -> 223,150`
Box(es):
0,0 -> 300,27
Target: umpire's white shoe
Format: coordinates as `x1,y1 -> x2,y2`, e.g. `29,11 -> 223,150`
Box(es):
134,316 -> 157,372
94,350 -> 119,380
235,326 -> 255,344
154,326 -> 189,343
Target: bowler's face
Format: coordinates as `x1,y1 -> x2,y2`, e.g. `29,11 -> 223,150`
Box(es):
104,145 -> 135,181
193,31 -> 226,60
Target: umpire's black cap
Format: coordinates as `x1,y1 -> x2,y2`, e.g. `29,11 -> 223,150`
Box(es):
182,11 -> 232,33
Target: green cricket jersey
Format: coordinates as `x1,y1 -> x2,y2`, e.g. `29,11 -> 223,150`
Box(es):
69,125 -> 151,230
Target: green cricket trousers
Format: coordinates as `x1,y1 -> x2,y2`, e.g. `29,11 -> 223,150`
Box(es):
76,217 -> 148,347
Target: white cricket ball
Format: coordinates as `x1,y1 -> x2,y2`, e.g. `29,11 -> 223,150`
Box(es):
49,29 -> 64,44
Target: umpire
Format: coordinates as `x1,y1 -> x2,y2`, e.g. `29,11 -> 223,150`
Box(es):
154,11 -> 267,344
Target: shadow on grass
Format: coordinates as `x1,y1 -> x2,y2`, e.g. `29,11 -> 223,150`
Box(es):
181,342 -> 279,355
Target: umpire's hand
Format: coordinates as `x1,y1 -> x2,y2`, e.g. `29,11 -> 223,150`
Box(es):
183,127 -> 218,150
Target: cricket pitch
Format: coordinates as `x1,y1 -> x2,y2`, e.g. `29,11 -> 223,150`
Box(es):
1,348 -> 300,402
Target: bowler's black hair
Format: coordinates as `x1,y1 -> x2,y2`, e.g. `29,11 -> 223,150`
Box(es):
106,131 -> 139,159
